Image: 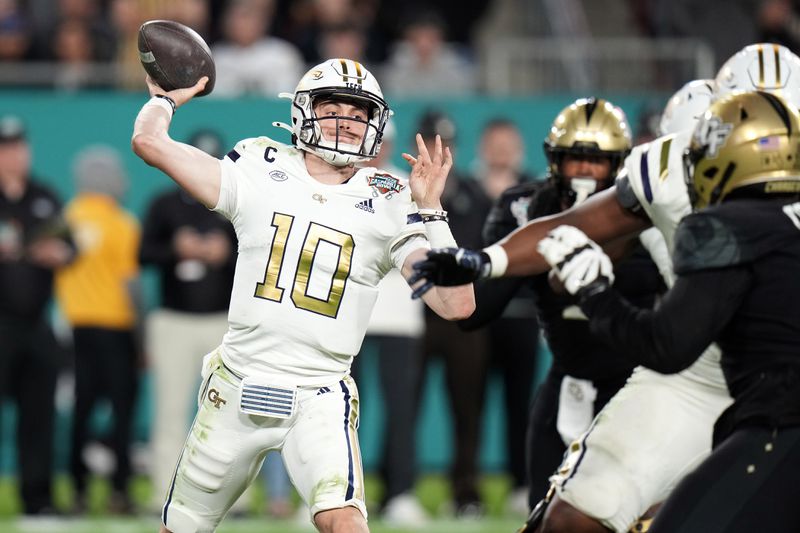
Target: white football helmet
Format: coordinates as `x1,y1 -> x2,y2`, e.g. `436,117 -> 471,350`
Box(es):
274,58 -> 392,166
658,79 -> 715,136
714,43 -> 800,108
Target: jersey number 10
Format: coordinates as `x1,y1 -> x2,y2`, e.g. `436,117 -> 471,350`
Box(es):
254,212 -> 355,318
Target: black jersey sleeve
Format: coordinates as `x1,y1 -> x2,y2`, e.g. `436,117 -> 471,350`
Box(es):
482,181 -> 538,246
615,170 -> 646,216
674,200 -> 800,274
672,211 -> 741,274
580,266 -> 752,373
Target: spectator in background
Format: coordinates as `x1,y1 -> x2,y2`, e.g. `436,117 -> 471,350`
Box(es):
317,22 -> 369,68
0,1 -> 31,61
415,110 -> 492,518
382,10 -> 477,97
108,0 -> 159,90
286,0 -> 373,63
51,18 -> 100,90
653,0 -> 759,68
759,0 -> 800,50
0,115 -> 74,515
163,0 -> 211,41
351,120 -> 429,527
139,129 -> 238,511
212,0 -> 304,97
34,0 -> 116,63
55,145 -> 141,515
459,119 -> 539,515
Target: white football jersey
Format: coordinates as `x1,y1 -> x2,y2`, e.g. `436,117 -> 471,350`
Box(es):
617,129 -> 724,383
619,129 -> 693,253
214,136 -> 427,386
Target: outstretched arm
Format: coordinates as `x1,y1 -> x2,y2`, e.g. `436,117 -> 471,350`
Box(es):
131,76 -> 221,208
411,186 -> 651,294
402,133 -> 475,320
499,186 -> 649,276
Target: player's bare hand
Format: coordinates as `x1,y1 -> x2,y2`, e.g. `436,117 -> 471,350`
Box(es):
403,133 -> 452,210
145,76 -> 208,108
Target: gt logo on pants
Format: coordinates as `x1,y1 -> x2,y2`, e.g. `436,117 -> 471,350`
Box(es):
208,388 -> 226,409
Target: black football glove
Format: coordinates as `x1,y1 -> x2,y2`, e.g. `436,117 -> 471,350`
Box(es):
409,247 -> 491,299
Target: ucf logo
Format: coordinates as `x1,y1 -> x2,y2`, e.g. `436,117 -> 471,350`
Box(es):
207,388 -> 227,409
694,115 -> 732,158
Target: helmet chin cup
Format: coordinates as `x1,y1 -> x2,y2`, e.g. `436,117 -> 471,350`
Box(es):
570,178 -> 598,205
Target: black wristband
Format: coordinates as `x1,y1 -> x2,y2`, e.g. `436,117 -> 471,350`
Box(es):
421,213 -> 449,223
155,94 -> 176,115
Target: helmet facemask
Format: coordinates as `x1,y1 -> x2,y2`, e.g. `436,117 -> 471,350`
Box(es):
545,143 -> 623,207
295,88 -> 389,166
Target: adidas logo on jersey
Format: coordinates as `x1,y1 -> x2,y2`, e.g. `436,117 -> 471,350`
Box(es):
355,198 -> 375,213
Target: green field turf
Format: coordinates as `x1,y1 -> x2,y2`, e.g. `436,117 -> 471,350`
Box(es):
0,473 -> 526,533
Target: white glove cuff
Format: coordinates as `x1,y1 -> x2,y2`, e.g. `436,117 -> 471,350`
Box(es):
483,244 -> 508,278
425,220 -> 458,248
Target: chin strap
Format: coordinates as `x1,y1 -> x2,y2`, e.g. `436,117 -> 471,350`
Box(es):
273,92 -> 295,135
272,121 -> 293,134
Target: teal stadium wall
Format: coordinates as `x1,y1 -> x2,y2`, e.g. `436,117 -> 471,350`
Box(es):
0,92 -> 664,475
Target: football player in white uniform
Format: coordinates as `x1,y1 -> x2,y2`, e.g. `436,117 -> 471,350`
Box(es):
132,58 -> 475,533
409,43 -> 800,533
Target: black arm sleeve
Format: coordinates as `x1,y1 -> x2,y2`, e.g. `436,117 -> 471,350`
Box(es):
580,266 -> 753,373
458,276 -> 528,331
139,199 -> 174,266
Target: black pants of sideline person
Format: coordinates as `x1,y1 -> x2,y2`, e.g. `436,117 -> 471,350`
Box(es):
352,334 -> 422,504
422,316 -> 490,511
649,425 -> 800,533
69,327 -> 138,498
0,316 -> 62,514
488,317 -> 539,493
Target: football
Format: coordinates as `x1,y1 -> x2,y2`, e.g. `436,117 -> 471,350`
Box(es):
137,20 -> 216,96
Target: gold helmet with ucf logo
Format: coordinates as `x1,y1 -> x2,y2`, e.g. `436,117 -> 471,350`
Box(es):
544,98 -> 632,205
684,90 -> 800,209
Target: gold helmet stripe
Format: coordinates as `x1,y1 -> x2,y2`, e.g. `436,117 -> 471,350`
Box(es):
354,61 -> 363,83
659,137 -> 673,181
757,44 -> 765,88
774,44 -> 781,85
584,98 -> 599,124
339,58 -> 349,83
759,91 -> 793,134
709,162 -> 738,205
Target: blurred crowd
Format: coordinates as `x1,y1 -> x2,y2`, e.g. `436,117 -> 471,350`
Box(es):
0,0 -> 487,94
1,0 -> 800,94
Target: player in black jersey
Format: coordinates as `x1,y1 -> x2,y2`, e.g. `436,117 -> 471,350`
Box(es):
460,98 -> 666,511
538,90 -> 800,533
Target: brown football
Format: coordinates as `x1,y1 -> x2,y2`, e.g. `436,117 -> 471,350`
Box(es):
137,20 -> 215,96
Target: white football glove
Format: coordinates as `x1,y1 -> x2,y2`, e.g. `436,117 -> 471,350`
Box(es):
537,225 -> 614,295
